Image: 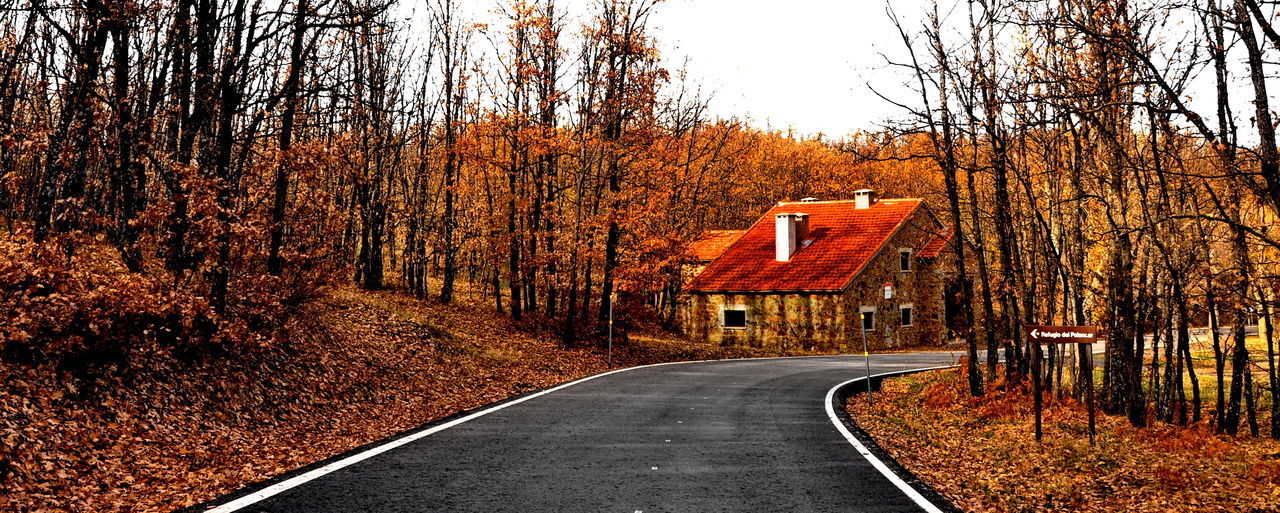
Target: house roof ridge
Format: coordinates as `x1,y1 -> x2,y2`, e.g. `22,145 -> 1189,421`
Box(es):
776,197 -> 924,205
686,199 -> 935,293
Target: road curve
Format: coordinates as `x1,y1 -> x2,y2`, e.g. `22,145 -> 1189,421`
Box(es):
196,352 -> 966,513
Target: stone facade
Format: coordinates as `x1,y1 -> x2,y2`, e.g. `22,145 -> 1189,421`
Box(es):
678,208 -> 949,351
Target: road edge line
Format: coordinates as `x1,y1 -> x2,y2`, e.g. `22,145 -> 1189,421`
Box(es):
203,360 -> 676,512
198,351 -> 883,512
824,364 -> 957,513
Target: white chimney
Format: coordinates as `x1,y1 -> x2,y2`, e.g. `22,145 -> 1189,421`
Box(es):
794,212 -> 809,242
776,213 -> 797,261
775,212 -> 810,262
854,189 -> 877,209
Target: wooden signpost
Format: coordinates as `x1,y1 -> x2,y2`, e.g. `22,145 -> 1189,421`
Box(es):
1025,326 -> 1099,444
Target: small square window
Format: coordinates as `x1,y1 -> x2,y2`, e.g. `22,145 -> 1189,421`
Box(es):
723,309 -> 747,329
900,304 -> 914,327
899,249 -> 913,272
860,308 -> 876,333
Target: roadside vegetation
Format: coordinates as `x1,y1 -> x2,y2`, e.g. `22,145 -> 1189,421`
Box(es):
847,365 -> 1280,513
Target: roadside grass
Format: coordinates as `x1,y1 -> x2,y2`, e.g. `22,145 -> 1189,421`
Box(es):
1184,335 -> 1274,414
848,368 -> 1280,513
1032,334 -> 1275,428
1132,333 -> 1275,424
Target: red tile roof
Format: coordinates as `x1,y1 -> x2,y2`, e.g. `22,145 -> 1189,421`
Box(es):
687,230 -> 746,262
917,226 -> 953,259
686,199 -> 928,293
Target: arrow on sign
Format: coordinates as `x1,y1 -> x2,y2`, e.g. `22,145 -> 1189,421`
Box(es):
1030,329 -> 1040,339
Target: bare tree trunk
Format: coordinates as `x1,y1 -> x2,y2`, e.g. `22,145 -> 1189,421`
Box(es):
1265,289 -> 1280,438
268,0 -> 310,276
109,12 -> 143,272
436,0 -> 465,304
1175,279 -> 1200,423
33,1 -> 110,242
907,2 -> 982,395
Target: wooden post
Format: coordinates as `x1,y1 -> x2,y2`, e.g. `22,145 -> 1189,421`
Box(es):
1084,341 -> 1096,445
862,319 -> 872,408
607,292 -> 614,368
1033,333 -> 1043,442
1027,326 -> 1098,443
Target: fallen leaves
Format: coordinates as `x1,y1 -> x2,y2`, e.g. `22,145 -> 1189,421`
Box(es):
2,284 -> 803,512
847,369 -> 1280,512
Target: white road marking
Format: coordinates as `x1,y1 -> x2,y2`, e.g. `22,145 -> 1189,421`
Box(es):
205,352 -> 955,512
824,365 -> 958,513
651,466 -> 658,470
206,362 -> 690,512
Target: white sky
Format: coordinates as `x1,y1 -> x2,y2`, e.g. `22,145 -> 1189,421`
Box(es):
446,0 -> 922,139
437,0 -> 1269,142
647,0 -> 912,138
646,0 -> 1267,142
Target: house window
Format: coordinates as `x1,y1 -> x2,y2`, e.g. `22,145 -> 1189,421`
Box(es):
900,303 -> 914,328
723,307 -> 747,329
899,248 -> 913,272
860,306 -> 876,333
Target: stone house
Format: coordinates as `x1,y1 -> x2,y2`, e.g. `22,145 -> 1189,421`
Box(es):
677,190 -> 952,351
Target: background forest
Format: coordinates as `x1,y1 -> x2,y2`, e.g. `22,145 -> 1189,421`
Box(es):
0,2 -> 944,507
3,0 -> 1280,506
0,0 -> 936,354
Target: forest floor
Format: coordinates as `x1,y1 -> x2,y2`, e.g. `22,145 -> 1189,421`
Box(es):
1,282 -> 841,513
847,367 -> 1280,513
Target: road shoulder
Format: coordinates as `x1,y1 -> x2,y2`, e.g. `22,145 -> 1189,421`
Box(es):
828,368 -> 965,513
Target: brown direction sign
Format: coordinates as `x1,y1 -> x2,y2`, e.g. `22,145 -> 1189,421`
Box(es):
1025,325 -> 1098,343
1024,325 -> 1101,444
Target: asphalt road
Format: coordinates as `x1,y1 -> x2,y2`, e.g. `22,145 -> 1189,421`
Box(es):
200,352 -> 967,513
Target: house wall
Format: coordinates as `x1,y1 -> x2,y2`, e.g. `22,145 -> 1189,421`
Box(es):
840,219 -> 948,350
677,210 -> 949,351
678,292 -> 848,351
